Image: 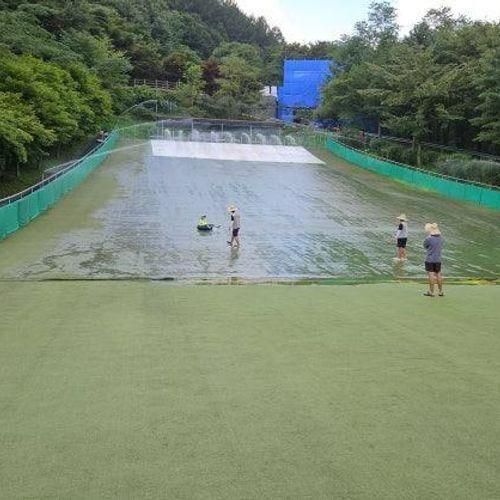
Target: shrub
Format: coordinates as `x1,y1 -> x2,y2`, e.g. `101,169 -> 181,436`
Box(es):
437,158 -> 500,186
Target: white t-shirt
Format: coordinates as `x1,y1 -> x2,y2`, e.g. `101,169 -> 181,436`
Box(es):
396,222 -> 408,239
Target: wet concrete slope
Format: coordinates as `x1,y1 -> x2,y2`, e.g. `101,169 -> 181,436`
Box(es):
0,141 -> 498,280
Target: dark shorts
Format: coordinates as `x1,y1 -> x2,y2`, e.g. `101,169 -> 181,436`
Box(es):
232,228 -> 240,237
425,262 -> 442,273
397,238 -> 407,248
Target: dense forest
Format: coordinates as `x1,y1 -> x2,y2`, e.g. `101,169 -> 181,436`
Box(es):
317,3 -> 500,182
0,0 -> 285,188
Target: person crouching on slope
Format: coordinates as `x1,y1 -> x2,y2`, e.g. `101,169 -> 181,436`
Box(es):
423,222 -> 444,297
395,214 -> 408,261
197,215 -> 213,231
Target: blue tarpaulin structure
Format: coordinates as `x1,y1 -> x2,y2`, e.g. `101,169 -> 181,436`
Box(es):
277,60 -> 333,122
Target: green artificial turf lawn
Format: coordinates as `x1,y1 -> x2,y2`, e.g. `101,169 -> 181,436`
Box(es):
1,283 -> 499,499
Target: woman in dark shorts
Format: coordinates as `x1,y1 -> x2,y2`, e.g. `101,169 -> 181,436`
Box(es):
423,223 -> 444,297
395,214 -> 408,261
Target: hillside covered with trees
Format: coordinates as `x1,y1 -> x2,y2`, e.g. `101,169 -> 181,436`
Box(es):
317,2 -> 500,183
0,0 -> 284,191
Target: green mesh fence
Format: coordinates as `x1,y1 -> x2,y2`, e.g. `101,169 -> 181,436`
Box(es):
326,138 -> 500,211
119,122 -> 156,140
0,131 -> 119,240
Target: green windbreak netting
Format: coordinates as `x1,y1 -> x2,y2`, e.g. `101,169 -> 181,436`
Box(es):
0,204 -> 19,239
0,132 -> 119,240
17,191 -> 39,227
326,138 -> 500,211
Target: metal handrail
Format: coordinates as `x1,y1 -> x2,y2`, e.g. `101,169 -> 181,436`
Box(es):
329,135 -> 500,191
364,132 -> 500,162
157,117 -> 283,127
132,79 -> 180,90
0,134 -> 116,208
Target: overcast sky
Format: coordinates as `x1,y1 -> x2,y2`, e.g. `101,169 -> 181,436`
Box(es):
235,0 -> 500,43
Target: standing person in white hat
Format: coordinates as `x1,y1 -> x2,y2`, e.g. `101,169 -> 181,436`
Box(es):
423,222 -> 444,297
227,205 -> 241,248
395,214 -> 409,261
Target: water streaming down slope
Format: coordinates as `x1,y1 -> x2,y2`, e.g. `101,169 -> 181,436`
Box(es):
0,137 -> 498,281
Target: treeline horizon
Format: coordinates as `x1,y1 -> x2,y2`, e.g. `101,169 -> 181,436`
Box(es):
315,3 -> 499,159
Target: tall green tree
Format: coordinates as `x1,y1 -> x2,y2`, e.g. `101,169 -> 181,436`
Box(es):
0,92 -> 54,175
472,47 -> 500,148
62,30 -> 132,87
212,42 -> 263,72
163,47 -> 201,82
216,55 -> 262,102
174,62 -> 204,109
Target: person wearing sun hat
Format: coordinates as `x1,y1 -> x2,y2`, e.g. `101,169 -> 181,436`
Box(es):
394,214 -> 409,261
423,222 -> 444,297
227,204 -> 241,248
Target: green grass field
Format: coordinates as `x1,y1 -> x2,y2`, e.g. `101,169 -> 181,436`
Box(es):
1,282 -> 499,499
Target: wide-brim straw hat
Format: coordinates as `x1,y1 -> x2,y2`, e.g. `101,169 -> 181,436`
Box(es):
227,205 -> 238,213
397,214 -> 408,222
425,222 -> 441,235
